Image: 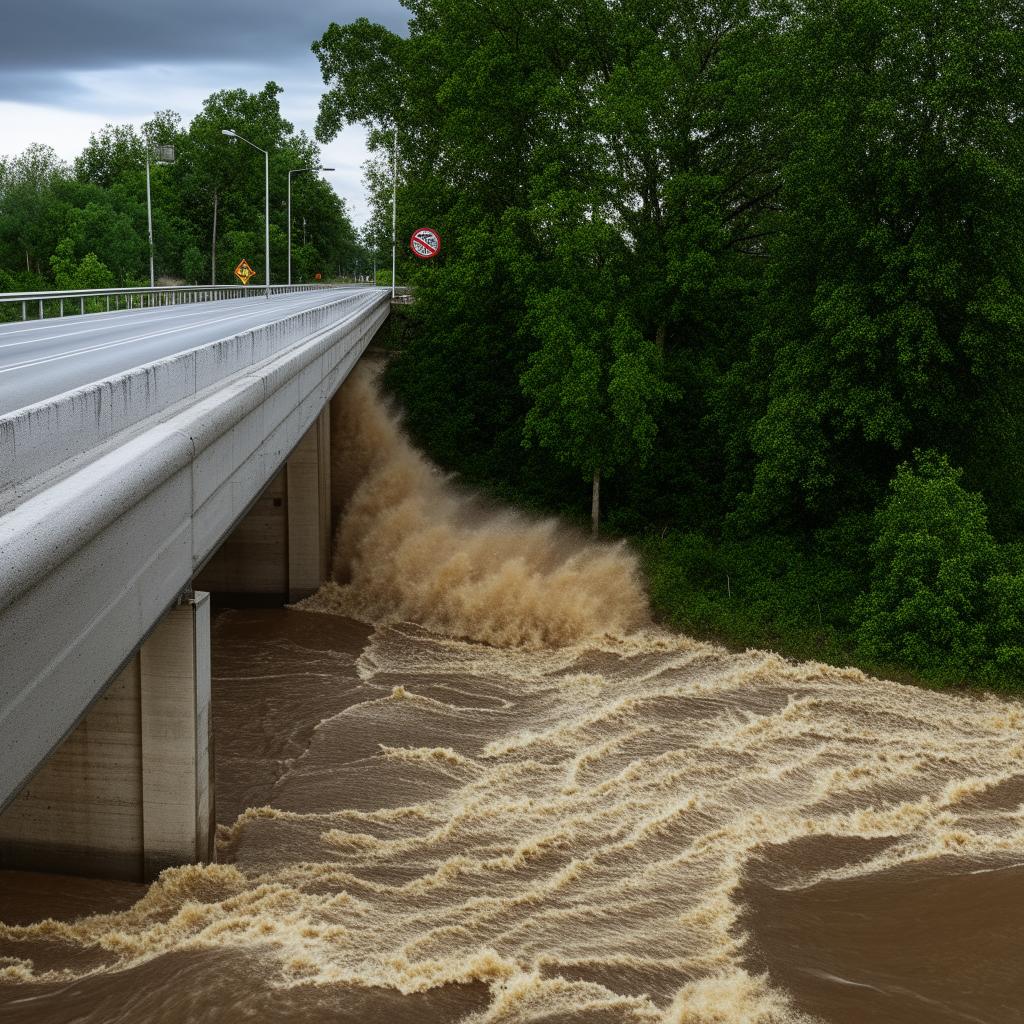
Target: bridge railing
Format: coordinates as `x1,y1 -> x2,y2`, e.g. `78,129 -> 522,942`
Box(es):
0,283 -> 352,323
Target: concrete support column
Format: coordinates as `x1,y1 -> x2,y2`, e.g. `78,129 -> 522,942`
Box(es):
286,406 -> 331,602
195,406 -> 332,602
140,592 -> 214,878
0,593 -> 214,881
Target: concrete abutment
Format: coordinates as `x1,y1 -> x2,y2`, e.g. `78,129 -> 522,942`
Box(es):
0,403 -> 337,881
0,594 -> 214,882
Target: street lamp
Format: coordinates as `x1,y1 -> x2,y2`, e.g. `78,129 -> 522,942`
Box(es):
287,165 -> 334,285
391,123 -> 397,299
145,142 -> 175,288
222,129 -> 270,298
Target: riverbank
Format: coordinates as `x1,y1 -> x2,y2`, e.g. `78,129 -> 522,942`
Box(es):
378,306 -> 1022,698
640,530 -> 1023,697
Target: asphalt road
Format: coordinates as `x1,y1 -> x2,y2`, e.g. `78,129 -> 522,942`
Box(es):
0,288 -> 374,417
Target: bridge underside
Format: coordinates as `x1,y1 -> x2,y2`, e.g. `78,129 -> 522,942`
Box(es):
0,404 -> 336,881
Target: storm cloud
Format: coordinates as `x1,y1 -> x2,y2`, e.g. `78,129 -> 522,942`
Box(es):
0,1 -> 408,223
0,1 -> 407,76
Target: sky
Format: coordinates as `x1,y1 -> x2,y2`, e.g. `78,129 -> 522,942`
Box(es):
0,1 -> 409,226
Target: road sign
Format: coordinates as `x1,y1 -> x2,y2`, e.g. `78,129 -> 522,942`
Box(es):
410,227 -> 441,259
234,259 -> 256,286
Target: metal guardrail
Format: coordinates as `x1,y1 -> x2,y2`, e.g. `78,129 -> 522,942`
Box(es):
0,283 -> 351,322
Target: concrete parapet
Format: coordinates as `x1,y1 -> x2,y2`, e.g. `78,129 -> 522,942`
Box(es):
0,291 -> 375,509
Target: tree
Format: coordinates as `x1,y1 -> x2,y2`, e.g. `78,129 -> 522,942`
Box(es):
74,124 -> 145,189
0,144 -> 70,276
49,237 -> 115,291
855,451 -> 998,675
522,298 -> 665,536
730,0 -> 1024,530
314,2 -> 772,526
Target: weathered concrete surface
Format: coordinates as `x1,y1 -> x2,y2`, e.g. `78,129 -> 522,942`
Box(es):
0,594 -> 213,881
192,409 -> 333,600
286,407 -> 332,602
0,288 -> 389,811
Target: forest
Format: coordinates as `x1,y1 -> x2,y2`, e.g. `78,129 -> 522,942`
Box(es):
315,0 -> 1024,691
0,82 -> 363,305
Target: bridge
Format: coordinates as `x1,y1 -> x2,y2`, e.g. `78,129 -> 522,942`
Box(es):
0,284 -> 391,880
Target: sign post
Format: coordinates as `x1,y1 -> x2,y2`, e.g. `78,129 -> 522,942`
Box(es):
409,227 -> 442,260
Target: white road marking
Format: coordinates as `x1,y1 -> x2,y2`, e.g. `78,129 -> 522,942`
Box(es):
0,299 -> 330,375
0,291 -> 354,348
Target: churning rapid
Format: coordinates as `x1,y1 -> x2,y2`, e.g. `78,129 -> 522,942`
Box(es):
1,368 -> 1023,1024
299,364 -> 650,646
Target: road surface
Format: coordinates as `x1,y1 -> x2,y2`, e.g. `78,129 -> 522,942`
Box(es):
0,288 -> 372,417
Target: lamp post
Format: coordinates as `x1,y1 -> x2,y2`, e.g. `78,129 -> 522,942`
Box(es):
287,165 -> 334,285
391,123 -> 397,299
145,142 -> 175,288
222,129 -> 270,297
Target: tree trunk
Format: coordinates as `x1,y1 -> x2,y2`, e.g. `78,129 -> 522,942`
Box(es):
25,251 -> 30,273
655,321 -> 666,353
591,468 -> 601,539
210,190 -> 218,285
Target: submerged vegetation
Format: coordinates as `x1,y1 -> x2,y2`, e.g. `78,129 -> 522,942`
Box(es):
314,0 -> 1024,690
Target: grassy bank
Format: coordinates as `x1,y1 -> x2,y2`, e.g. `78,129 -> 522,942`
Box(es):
641,530 -> 1023,696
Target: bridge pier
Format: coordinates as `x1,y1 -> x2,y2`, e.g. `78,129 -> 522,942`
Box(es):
287,406 -> 332,602
195,407 -> 333,601
0,594 -> 214,882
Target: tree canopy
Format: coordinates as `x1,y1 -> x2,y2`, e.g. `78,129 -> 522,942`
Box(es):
0,82 -> 363,303
314,0 -> 1024,687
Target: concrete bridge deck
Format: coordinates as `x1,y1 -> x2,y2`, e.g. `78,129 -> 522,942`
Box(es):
0,286 -> 390,876
0,287 -> 367,416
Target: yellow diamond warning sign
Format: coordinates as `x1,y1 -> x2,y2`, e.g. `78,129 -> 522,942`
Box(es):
234,259 -> 256,286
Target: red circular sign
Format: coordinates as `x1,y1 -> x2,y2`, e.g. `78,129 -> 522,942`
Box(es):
410,227 -> 442,259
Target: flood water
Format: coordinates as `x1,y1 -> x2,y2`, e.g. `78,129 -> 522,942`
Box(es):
2,365 -> 1022,1023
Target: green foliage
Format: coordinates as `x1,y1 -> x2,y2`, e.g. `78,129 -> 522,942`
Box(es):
320,1 -> 1024,692
49,237 -> 115,290
74,124 -> 145,189
0,83 -> 361,290
522,299 -> 665,482
0,144 -> 70,277
986,571 -> 1024,682
729,0 -> 1024,530
855,451 -> 1021,687
181,245 -> 207,284
642,527 -> 867,666
855,452 -> 995,673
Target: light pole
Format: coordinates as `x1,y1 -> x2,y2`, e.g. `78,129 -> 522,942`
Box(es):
222,129 -> 270,298
391,123 -> 398,299
145,142 -> 175,288
287,165 -> 334,285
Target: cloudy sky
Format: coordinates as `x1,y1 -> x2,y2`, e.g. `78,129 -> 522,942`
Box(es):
0,1 -> 409,225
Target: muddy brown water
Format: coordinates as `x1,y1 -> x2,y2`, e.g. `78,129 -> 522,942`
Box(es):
1,609 -> 1022,1023
2,365 -> 1022,1022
